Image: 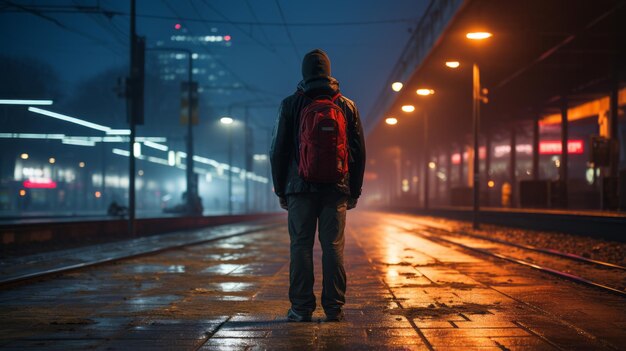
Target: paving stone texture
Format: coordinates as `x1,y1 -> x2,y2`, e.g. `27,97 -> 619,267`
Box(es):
0,211 -> 624,350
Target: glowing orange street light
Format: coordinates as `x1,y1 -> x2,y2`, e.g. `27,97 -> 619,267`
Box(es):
401,105 -> 415,113
466,32 -> 493,40
416,89 -> 435,96
95,191 -> 102,198
487,180 -> 495,188
391,82 -> 403,92
445,61 -> 460,68
385,117 -> 398,125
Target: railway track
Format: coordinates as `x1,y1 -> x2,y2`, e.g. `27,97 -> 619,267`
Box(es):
386,217 -> 626,297
0,221 -> 283,289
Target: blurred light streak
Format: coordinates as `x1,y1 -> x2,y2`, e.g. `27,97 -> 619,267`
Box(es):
0,99 -> 53,105
28,107 -> 111,132
112,148 -> 131,157
106,129 -> 131,135
143,140 -> 168,151
445,61 -> 460,68
62,139 -> 96,146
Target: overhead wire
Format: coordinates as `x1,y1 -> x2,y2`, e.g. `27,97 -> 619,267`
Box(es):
244,0 -> 277,53
273,0 -> 300,63
1,0 -> 124,57
1,6 -> 419,27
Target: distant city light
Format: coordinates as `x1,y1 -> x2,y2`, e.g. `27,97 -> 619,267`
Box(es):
28,107 -> 111,132
20,153 -> 29,160
0,99 -> 53,105
94,191 -> 102,198
253,154 -> 268,161
416,89 -> 435,96
23,179 -> 57,189
48,157 -> 55,164
79,162 -> 85,168
385,117 -> 398,125
466,32 -> 493,40
391,82 -> 403,92
401,179 -> 409,193
174,23 -> 182,30
539,140 -> 584,155
138,170 -> 144,176
224,35 -> 231,41
220,117 -> 234,125
428,162 -> 436,169
401,105 -> 415,112
19,189 -> 26,197
487,180 -> 495,188
445,61 -> 460,68
168,151 -> 176,166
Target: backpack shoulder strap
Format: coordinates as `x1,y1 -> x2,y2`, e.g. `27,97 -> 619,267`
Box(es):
330,92 -> 342,103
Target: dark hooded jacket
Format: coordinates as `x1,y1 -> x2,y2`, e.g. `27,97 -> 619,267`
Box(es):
269,49 -> 366,199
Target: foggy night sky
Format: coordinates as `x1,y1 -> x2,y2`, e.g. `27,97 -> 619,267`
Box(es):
1,0 -> 428,146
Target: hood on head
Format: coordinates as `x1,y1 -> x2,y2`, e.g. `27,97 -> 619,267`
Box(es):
302,49 -> 331,81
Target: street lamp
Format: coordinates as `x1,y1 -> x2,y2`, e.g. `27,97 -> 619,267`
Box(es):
401,105 -> 415,113
465,31 -> 492,229
220,116 -> 234,214
385,117 -> 398,125
391,82 -> 403,92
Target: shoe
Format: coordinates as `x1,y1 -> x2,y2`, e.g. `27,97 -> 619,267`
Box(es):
323,310 -> 344,322
287,308 -> 312,322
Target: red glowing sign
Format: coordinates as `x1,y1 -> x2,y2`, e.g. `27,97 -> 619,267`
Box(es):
23,179 -> 57,189
174,23 -> 182,30
224,35 -> 231,41
451,153 -> 461,165
539,140 -> 584,155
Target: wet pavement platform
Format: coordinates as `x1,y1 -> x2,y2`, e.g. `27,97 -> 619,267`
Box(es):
0,211 -> 624,350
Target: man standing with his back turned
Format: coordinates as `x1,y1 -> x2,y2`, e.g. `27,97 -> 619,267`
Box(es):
270,48 -> 366,322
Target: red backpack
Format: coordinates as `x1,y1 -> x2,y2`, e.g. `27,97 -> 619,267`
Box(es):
298,92 -> 348,183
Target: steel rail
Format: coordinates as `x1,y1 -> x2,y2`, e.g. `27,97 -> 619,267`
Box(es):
0,223 -> 283,289
397,224 -> 626,297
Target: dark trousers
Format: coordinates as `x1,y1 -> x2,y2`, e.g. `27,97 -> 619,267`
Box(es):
287,192 -> 347,315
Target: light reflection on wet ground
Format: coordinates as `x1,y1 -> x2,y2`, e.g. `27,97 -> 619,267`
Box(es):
0,213 -> 625,350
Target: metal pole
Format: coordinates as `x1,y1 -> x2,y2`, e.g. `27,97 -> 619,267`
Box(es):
510,123 -> 517,207
423,112 -> 429,210
560,98 -> 569,208
228,126 -> 233,215
186,52 -> 195,213
472,63 -> 481,229
128,0 -> 136,236
244,107 -> 250,214
532,113 -> 540,181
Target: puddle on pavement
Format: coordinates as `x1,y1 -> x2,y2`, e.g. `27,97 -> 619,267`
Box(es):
123,295 -> 180,312
389,302 -> 503,318
121,264 -> 186,274
202,264 -> 244,274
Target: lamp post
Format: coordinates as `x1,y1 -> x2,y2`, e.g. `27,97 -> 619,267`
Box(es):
220,116 -> 234,214
147,47 -> 196,214
465,31 -> 492,229
416,88 -> 435,210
